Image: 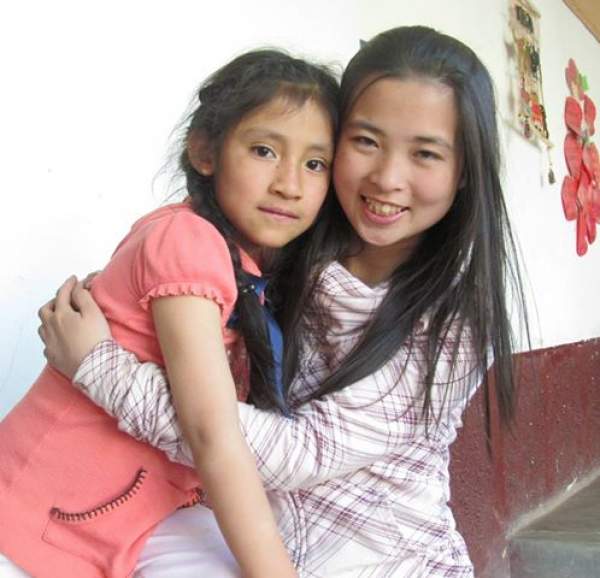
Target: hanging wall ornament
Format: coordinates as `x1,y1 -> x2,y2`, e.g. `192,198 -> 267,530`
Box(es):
509,0 -> 554,183
562,58 -> 600,256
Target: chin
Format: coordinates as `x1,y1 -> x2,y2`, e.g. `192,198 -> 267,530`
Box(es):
254,238 -> 294,252
358,231 -> 400,248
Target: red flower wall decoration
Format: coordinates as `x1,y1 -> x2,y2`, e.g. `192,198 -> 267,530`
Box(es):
562,59 -> 600,256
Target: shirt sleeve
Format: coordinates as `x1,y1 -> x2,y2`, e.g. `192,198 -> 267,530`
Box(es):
74,333 -> 483,491
237,339 -> 482,491
133,209 -> 237,319
73,340 -> 195,467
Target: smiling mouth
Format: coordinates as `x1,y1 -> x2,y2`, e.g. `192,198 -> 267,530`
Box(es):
362,196 -> 408,217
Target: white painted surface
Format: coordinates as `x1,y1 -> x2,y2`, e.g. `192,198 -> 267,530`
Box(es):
1,0 -> 599,416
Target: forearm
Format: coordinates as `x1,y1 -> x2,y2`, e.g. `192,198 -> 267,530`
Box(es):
73,339 -> 194,466
239,330 -> 485,490
154,296 -> 295,577
188,431 -> 296,578
74,340 -> 403,490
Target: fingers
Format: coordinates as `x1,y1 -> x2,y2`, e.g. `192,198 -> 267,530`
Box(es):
38,275 -> 79,342
37,323 -> 47,344
55,275 -> 78,311
82,271 -> 101,290
37,298 -> 55,323
71,281 -> 97,314
37,298 -> 59,349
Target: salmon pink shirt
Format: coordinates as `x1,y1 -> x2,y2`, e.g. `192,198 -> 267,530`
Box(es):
0,202 -> 255,578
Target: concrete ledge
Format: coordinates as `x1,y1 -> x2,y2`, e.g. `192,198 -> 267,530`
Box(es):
509,474 -> 600,578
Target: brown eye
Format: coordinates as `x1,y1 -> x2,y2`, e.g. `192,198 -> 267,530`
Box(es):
251,145 -> 276,159
416,149 -> 442,161
306,159 -> 328,172
351,135 -> 378,149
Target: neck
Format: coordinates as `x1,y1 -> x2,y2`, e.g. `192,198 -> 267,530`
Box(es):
342,240 -> 417,286
257,248 -> 278,274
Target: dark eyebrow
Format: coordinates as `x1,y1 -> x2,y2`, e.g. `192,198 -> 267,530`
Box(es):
241,128 -> 333,156
307,142 -> 334,156
241,128 -> 285,142
346,119 -> 455,151
412,135 -> 455,151
344,119 -> 386,137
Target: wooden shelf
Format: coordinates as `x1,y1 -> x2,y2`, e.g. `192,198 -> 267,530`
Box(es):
564,0 -> 600,42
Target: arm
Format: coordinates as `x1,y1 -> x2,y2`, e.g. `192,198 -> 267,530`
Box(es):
69,329 -> 413,488
44,287 -> 410,487
74,340 -> 194,465
39,277 -> 193,465
237,350 -> 477,491
75,328 -> 482,491
151,295 -> 296,578
40,280 -> 296,577
43,282 -> 480,492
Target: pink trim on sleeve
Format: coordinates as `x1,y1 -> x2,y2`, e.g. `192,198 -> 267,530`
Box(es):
138,282 -> 228,315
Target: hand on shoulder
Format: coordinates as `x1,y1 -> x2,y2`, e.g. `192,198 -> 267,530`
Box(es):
38,275 -> 112,378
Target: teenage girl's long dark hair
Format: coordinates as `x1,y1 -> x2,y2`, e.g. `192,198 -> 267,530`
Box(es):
280,27 -> 528,431
180,49 -> 339,412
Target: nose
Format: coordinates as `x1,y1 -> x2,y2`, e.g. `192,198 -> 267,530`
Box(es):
270,159 -> 302,199
368,152 -> 407,194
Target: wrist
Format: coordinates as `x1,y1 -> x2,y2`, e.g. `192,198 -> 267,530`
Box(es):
72,338 -> 118,385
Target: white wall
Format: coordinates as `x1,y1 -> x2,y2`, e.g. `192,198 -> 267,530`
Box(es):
2,0 -> 599,417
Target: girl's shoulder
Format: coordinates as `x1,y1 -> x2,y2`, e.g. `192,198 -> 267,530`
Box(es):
116,201 -> 227,265
130,201 -> 216,238
125,201 -> 260,277
100,201 -> 240,321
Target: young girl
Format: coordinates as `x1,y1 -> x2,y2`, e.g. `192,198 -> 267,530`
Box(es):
0,50 -> 339,577
39,26 -> 527,577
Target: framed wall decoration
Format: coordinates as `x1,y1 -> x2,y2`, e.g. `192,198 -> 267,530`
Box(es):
509,0 -> 554,182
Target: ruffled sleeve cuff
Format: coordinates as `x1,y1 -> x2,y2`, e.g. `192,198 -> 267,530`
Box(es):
138,282 -> 228,315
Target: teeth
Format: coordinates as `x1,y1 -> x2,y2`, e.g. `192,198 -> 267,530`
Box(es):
364,198 -> 404,216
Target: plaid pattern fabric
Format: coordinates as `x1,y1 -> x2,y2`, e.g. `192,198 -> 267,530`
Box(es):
74,261 -> 480,577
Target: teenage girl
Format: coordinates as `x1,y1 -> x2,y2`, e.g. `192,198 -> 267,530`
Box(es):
38,26 -> 527,577
0,50 -> 338,578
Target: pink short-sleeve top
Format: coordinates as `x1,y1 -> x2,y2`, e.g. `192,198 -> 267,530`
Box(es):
0,201 -> 256,578
94,201 -> 258,373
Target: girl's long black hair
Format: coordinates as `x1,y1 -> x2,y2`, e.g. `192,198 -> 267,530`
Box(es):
279,26 -> 528,432
180,49 -> 339,412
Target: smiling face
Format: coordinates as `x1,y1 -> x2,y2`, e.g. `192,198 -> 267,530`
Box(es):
333,77 -> 462,282
191,95 -> 334,260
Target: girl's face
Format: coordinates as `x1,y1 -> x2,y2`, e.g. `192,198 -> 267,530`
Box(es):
195,96 -> 334,261
334,77 -> 462,282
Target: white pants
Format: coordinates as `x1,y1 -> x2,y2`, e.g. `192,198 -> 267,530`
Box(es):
1,506 -> 238,578
135,504 -> 240,577
0,554 -> 32,577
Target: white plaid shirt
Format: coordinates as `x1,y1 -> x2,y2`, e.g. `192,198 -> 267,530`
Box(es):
74,261 -> 480,577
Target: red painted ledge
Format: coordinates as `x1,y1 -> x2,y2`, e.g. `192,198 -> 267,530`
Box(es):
450,337 -> 600,577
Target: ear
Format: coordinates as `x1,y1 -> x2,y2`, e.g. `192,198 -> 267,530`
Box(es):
187,131 -> 215,177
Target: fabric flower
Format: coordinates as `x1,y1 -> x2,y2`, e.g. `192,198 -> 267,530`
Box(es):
561,59 -> 600,256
